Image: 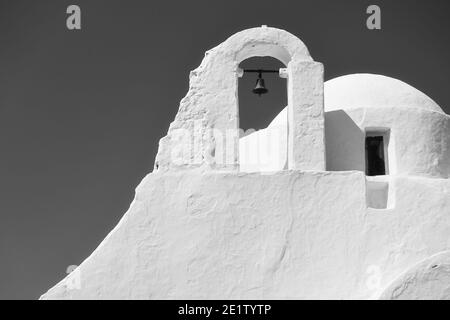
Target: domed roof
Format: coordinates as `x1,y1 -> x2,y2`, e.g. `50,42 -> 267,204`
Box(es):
324,73 -> 444,114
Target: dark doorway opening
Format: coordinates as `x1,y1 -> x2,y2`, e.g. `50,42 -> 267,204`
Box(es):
365,136 -> 386,176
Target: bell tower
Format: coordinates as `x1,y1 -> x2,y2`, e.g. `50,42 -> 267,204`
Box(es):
155,26 -> 325,172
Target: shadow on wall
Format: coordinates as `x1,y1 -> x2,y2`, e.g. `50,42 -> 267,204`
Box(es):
325,110 -> 365,172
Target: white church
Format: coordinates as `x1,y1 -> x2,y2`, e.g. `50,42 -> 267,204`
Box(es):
42,26 -> 450,300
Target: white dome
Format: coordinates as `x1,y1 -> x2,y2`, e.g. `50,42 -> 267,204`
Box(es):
324,73 -> 444,114
261,73 -> 446,131
239,73 -> 449,174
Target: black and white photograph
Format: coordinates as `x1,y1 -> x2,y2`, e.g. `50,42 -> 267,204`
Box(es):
1,0 -> 450,309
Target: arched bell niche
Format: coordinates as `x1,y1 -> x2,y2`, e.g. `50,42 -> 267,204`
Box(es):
154,26 -> 325,172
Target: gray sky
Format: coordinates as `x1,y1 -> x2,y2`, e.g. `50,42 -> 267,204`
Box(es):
1,0 -> 449,299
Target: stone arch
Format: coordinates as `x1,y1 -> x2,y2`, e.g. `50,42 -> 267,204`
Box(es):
155,26 -> 325,172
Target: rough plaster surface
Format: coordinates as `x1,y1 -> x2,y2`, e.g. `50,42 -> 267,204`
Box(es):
41,171 -> 450,299
380,251 -> 450,300
41,27 -> 450,299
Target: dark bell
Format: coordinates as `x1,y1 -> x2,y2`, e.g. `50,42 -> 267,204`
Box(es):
252,75 -> 268,96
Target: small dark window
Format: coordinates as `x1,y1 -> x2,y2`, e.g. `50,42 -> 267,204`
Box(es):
365,136 -> 386,176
